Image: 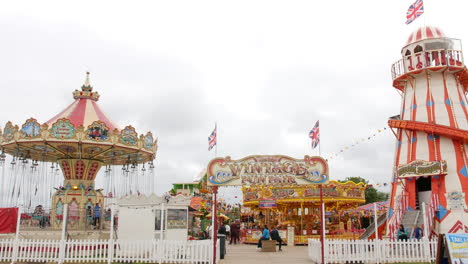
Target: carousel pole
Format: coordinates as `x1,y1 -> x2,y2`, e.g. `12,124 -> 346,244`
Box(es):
212,186 -> 219,264
320,184 -> 325,264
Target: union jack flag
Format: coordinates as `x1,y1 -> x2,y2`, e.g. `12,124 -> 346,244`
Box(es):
208,125 -> 217,151
405,0 -> 424,25
309,120 -> 320,150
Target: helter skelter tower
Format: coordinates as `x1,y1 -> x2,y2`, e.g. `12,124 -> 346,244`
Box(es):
387,26 -> 468,236
0,73 -> 157,229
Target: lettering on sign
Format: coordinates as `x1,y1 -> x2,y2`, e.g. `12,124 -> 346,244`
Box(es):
207,155 -> 329,186
397,160 -> 447,178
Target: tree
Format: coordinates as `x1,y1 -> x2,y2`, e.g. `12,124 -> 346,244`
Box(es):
339,176 -> 389,204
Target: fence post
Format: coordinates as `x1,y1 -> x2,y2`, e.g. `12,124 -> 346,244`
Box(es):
11,206 -> 22,264
58,204 -> 68,264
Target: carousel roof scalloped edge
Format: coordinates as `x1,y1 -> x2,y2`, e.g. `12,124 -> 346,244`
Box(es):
0,117 -> 158,163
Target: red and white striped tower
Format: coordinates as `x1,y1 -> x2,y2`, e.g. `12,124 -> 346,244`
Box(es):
388,26 -> 468,236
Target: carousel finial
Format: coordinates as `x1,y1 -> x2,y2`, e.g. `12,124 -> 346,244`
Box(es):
81,72 -> 93,91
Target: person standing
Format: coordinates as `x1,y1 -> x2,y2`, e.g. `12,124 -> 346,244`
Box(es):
225,222 -> 231,241
271,226 -> 284,251
230,221 -> 238,244
257,225 -> 270,248
93,203 -> 101,229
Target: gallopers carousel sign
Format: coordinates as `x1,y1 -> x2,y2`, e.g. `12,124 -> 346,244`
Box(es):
207,155 -> 329,186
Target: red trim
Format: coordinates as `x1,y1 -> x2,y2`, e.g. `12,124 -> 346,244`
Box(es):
416,28 -> 422,42
91,101 -> 117,130
434,137 -> 447,209
455,80 -> 468,122
426,27 -> 434,39
453,140 -> 468,205
67,99 -> 88,128
442,73 -> 457,128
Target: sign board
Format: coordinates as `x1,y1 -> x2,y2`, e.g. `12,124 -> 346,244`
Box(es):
259,200 -> 277,208
445,233 -> 468,263
207,155 -> 329,186
397,160 -> 447,178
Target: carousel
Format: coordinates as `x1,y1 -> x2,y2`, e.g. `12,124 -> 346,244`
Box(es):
241,180 -> 366,244
0,73 -> 158,230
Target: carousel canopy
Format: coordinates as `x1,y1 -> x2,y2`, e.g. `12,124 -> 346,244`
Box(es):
46,73 -> 118,131
0,73 -> 157,165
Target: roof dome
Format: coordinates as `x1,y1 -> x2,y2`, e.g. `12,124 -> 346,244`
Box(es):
406,26 -> 445,46
46,72 -> 118,130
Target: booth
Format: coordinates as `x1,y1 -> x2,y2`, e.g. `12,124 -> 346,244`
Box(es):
117,194 -> 191,241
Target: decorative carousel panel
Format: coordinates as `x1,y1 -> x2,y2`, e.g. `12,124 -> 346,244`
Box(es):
75,160 -> 85,179
20,118 -> 41,139
51,118 -> 77,139
86,121 -> 110,141
3,121 -> 18,142
143,132 -> 154,150
86,162 -> 100,180
61,160 -> 72,179
120,125 -> 138,146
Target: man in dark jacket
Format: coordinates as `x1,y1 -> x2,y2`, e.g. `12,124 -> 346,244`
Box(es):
270,226 -> 283,251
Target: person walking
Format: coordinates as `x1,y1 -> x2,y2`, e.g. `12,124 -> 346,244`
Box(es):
271,226 -> 284,251
257,225 -> 270,248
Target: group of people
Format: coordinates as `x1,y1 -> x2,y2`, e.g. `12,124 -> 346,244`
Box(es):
257,225 -> 284,251
397,224 -> 423,240
208,220 -> 242,245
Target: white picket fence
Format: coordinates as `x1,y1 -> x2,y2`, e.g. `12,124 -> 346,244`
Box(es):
308,238 -> 438,263
0,238 -> 219,264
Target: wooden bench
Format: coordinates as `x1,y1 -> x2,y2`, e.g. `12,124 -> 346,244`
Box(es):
261,240 -> 276,252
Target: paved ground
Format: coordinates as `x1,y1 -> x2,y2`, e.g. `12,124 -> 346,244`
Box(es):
220,244 -> 312,264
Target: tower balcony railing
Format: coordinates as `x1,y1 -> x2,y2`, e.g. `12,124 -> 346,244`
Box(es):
391,49 -> 464,80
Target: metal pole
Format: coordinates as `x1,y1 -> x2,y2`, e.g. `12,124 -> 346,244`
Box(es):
15,206 -> 21,240
61,204 -> 68,241
161,202 -> 165,240
374,203 -> 379,239
12,206 -> 22,264
108,204 -> 115,264
58,204 -> 68,264
320,185 -> 325,264
212,186 -> 219,264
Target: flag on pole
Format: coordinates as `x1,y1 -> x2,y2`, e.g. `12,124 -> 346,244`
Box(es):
208,125 -> 217,151
405,0 -> 424,25
309,120 -> 320,150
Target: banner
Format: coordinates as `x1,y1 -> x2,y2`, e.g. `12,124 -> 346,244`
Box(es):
259,200 -> 277,208
207,155 -> 329,186
397,160 -> 447,178
0,208 -> 18,234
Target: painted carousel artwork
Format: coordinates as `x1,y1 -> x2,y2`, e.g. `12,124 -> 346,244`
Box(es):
0,73 -> 158,230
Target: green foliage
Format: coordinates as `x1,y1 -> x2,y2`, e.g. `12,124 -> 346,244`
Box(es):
339,176 -> 389,204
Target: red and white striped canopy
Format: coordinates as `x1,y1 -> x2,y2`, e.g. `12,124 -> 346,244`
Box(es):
406,26 -> 445,45
46,73 -> 118,130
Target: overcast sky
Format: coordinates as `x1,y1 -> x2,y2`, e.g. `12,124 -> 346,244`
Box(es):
1,1 -> 467,201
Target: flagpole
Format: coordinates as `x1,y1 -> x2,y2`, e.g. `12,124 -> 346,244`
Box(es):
215,122 -> 218,158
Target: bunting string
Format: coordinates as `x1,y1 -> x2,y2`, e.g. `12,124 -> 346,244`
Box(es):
325,126 -> 389,160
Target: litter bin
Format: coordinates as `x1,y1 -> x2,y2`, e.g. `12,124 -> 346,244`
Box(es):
218,234 -> 226,259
